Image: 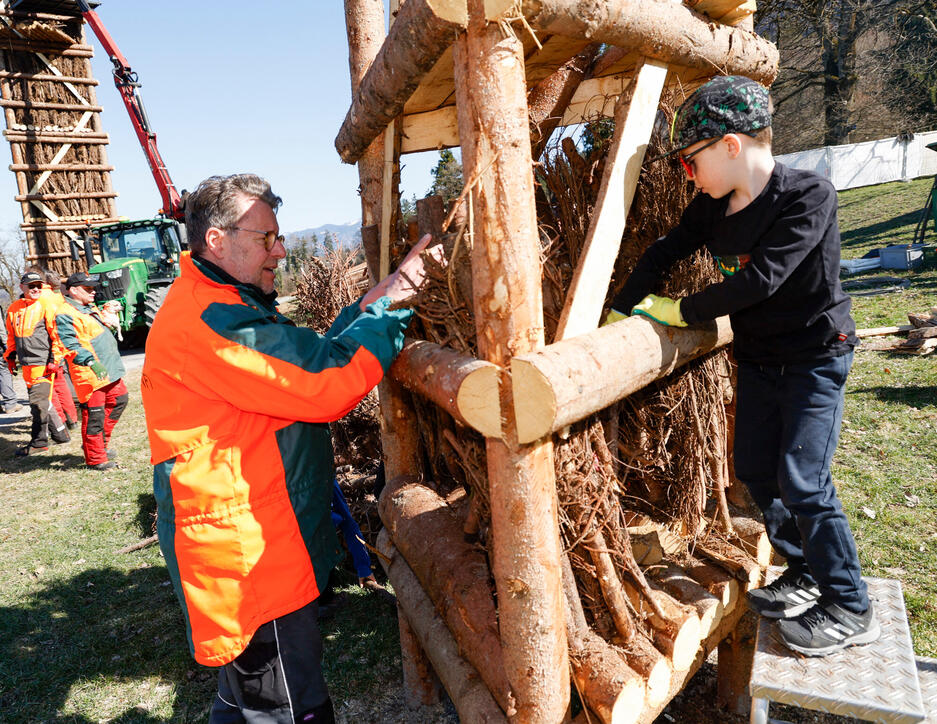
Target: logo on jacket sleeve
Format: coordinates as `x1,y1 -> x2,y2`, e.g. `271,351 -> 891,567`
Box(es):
714,254 -> 752,277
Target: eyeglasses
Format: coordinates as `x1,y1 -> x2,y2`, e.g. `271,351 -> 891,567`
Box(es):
26,282 -> 43,290
230,226 -> 284,251
678,136 -> 722,178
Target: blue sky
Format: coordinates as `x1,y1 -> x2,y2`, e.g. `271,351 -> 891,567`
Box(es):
0,1 -> 440,236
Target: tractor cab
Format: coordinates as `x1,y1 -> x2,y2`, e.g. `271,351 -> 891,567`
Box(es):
83,218 -> 187,343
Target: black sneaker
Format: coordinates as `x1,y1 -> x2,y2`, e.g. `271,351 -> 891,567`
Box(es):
747,569 -> 821,619
778,601 -> 880,657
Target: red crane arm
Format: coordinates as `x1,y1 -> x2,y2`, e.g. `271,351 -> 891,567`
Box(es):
77,1 -> 184,220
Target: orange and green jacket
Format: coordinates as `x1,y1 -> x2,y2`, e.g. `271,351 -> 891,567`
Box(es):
141,252 -> 411,666
4,295 -> 65,387
56,297 -> 125,403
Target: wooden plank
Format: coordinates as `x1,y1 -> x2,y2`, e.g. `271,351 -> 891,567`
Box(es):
554,58 -> 669,341
0,99 -> 101,112
856,325 -> 914,338
10,163 -> 113,172
5,133 -> 108,145
0,71 -> 97,85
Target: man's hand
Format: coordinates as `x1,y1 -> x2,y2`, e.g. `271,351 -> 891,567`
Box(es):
360,234 -> 446,311
89,361 -> 107,380
631,294 -> 687,327
43,363 -> 58,378
6,357 -> 16,376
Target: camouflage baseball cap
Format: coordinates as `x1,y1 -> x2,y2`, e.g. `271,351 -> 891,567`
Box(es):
670,75 -> 771,153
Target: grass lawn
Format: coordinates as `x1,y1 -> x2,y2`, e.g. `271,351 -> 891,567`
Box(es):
0,176 -> 934,721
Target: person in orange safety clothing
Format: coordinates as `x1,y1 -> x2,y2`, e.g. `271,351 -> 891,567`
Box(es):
31,267 -> 79,430
4,271 -> 70,456
57,272 -> 127,472
141,173 -> 441,724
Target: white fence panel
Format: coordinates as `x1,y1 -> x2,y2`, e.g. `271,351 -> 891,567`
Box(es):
776,131 -> 937,191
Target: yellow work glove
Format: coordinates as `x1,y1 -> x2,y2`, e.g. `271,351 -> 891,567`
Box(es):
602,308 -> 628,326
631,294 -> 687,327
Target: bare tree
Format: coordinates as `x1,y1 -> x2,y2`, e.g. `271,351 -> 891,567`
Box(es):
0,227 -> 27,305
756,0 -> 936,152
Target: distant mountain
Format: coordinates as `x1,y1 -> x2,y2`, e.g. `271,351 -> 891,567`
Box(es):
284,223 -> 361,251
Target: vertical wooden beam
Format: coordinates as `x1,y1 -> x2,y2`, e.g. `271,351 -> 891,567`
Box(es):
554,58 -> 668,342
716,609 -> 757,715
453,2 -> 569,721
379,0 -> 402,280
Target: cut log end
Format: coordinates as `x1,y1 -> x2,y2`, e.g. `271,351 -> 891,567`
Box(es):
511,357 -> 557,443
457,364 -> 502,438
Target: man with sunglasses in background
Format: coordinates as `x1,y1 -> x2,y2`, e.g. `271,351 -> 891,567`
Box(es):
56,272 -> 127,472
142,173 -> 439,722
4,271 -> 70,456
605,76 -> 876,658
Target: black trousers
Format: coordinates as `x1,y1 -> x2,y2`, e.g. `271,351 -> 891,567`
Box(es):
734,351 -> 869,613
28,378 -> 69,448
209,599 -> 334,723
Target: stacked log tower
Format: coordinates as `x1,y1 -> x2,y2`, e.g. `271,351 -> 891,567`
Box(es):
341,1 -> 779,722
0,4 -> 118,274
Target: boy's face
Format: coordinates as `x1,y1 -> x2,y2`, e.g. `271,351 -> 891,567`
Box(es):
679,135 -> 733,198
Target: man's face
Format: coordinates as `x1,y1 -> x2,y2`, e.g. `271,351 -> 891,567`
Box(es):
21,281 -> 43,301
69,284 -> 96,306
213,194 -> 285,294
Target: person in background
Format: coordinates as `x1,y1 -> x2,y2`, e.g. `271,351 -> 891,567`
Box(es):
30,267 -> 79,430
56,272 -> 127,472
141,173 -> 440,723
0,304 -> 23,414
4,271 -> 70,456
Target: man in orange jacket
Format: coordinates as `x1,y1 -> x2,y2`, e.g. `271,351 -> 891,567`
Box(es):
4,271 -> 70,456
142,174 -> 439,723
57,272 -> 127,471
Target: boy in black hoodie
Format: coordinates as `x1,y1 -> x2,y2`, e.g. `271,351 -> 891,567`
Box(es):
607,76 -> 878,657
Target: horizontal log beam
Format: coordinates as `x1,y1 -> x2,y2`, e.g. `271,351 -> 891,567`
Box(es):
0,9 -> 81,22
0,71 -> 97,85
338,0 -> 777,163
511,316 -> 733,443
520,0 -> 778,86
0,99 -> 101,112
26,252 -> 73,260
0,42 -> 93,56
10,163 -> 113,172
15,191 -> 117,201
377,530 -> 509,722
389,338 -> 500,438
336,0 -> 466,163
5,133 -> 109,145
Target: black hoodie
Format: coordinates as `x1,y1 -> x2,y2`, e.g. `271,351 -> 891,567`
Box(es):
611,163 -> 856,365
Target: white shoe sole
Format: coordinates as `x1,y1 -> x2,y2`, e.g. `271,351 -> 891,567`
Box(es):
780,618 -> 882,657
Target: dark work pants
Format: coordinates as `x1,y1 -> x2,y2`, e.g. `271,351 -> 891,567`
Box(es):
27,378 -> 69,449
734,351 -> 869,614
209,599 -> 334,723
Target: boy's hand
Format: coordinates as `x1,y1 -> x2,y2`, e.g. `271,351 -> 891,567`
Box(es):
631,294 -> 687,327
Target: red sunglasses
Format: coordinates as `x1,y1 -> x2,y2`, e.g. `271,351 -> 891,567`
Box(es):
678,136 -> 722,178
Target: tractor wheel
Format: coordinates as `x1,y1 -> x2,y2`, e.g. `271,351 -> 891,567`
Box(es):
143,284 -> 170,329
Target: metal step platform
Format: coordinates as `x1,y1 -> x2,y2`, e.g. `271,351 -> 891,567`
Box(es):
749,573 -> 926,724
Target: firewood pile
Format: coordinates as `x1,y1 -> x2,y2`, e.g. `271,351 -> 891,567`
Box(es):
0,7 -> 119,273
860,309 -> 937,355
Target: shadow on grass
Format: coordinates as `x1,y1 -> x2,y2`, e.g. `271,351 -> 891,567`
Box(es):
841,210 -> 921,251
0,566 -> 215,722
849,385 -> 937,409
135,493 -> 158,539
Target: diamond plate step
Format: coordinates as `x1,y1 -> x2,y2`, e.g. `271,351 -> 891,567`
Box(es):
749,573 -> 925,723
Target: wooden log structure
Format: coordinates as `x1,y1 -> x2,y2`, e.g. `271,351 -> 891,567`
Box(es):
339,0 -> 774,720
0,12 -> 119,273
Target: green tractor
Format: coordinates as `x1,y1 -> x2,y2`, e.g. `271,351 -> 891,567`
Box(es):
77,217 -> 186,345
